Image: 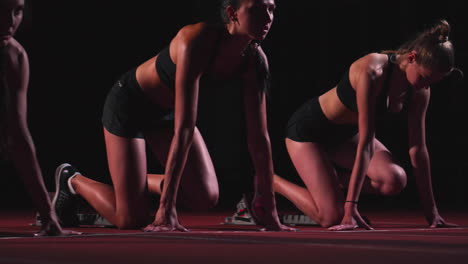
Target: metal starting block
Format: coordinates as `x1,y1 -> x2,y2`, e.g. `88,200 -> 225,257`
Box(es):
223,197 -> 318,226
34,212 -> 114,227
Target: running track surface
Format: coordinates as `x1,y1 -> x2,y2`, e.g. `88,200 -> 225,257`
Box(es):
1,209 -> 467,264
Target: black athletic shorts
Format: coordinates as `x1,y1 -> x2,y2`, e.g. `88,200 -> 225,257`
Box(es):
102,68 -> 174,138
285,97 -> 358,146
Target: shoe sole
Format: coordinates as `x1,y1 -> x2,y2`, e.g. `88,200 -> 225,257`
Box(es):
51,163 -> 73,209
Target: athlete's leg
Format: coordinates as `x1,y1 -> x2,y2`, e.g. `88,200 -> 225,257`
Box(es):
70,128 -> 151,229
144,126 -> 219,210
329,136 -> 407,196
274,138 -> 344,227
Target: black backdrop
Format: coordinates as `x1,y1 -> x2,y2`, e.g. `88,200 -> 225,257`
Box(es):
3,0 -> 467,213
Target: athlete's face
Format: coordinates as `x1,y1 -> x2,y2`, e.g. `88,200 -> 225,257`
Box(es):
406,63 -> 447,90
0,0 -> 24,47
405,52 -> 447,90
235,0 -> 275,40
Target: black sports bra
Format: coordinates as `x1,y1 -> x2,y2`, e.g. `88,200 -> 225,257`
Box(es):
155,28 -> 224,88
155,46 -> 176,88
336,53 -> 395,114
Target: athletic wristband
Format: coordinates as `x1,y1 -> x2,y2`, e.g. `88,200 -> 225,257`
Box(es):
345,200 -> 358,204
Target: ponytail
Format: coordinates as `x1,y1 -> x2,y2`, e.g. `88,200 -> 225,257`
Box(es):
396,19 -> 454,72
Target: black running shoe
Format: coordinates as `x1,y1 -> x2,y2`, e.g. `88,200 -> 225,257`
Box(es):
51,163 -> 80,227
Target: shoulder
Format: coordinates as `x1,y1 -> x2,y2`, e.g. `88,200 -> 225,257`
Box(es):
2,39 -> 29,91
256,45 -> 268,64
175,22 -> 220,49
411,87 -> 430,104
407,87 -> 430,118
351,53 -> 388,81
255,45 -> 267,58
3,38 -> 28,69
246,44 -> 269,69
242,44 -> 269,81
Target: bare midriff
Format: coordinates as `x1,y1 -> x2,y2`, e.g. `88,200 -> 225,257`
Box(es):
135,55 -> 175,110
318,87 -> 358,125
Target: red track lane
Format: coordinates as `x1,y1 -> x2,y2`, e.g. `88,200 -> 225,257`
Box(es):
1,210 -> 467,264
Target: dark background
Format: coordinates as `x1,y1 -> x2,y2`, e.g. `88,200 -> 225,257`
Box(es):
2,0 -> 467,214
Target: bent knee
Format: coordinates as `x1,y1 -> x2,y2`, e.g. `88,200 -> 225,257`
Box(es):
190,191 -> 219,210
380,166 -> 407,196
317,206 -> 344,228
180,186 -> 219,211
115,214 -> 148,229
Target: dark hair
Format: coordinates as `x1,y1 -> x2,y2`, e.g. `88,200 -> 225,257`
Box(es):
219,0 -> 272,97
219,0 -> 243,24
0,47 -> 9,157
396,19 -> 455,73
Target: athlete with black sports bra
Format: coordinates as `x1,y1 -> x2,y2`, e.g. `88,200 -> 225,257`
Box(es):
286,54 -> 395,145
52,0 -> 294,232
275,19 -> 460,231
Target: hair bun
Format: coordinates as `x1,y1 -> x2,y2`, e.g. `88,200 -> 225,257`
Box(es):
430,19 -> 450,43
438,35 -> 449,43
